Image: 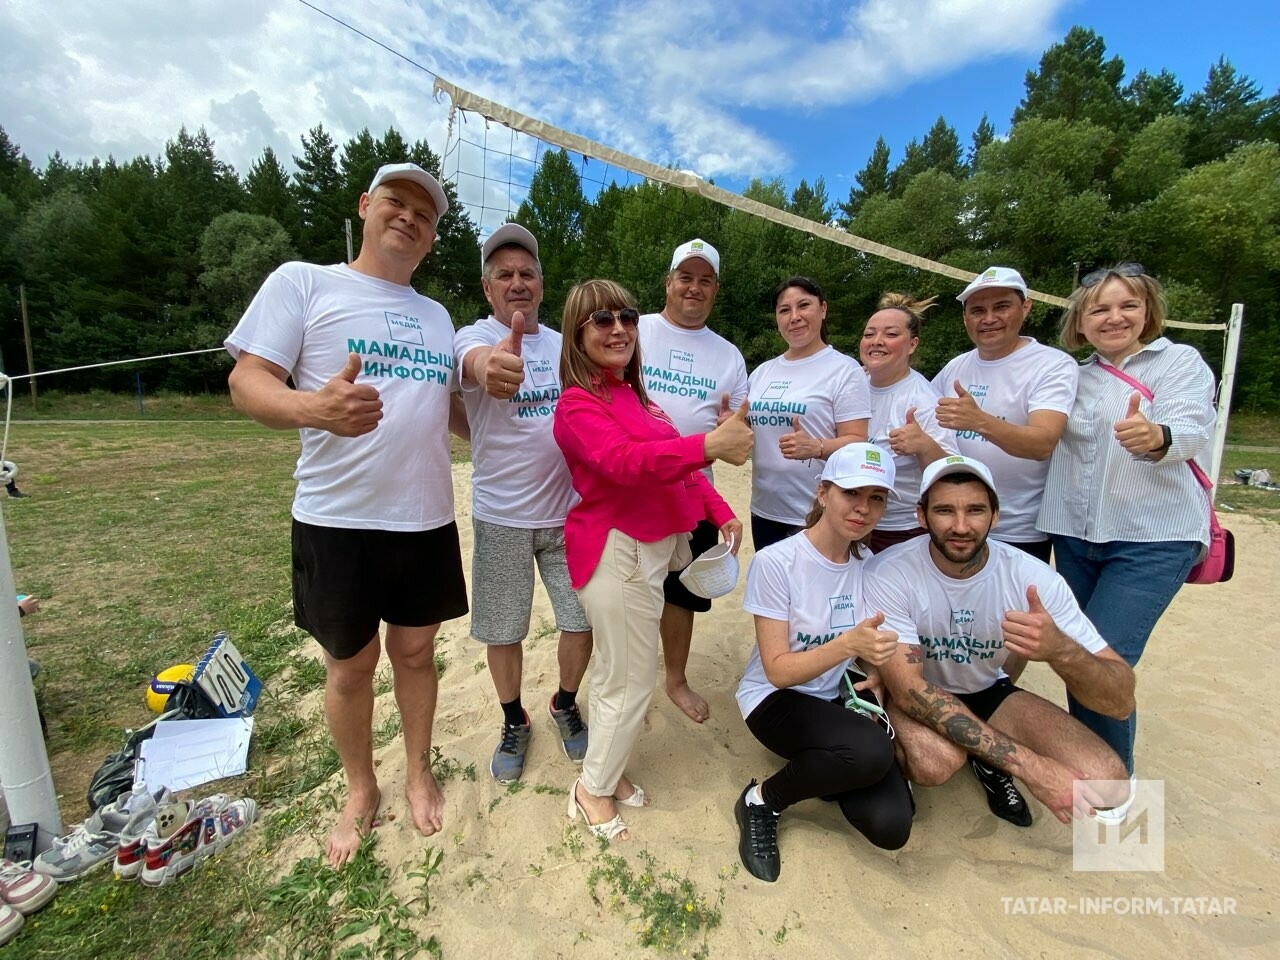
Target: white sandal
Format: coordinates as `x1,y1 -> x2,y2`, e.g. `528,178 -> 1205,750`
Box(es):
615,784 -> 648,808
568,779 -> 628,840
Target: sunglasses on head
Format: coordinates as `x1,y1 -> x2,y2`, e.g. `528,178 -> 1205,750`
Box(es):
587,308 -> 639,330
1081,262 -> 1145,288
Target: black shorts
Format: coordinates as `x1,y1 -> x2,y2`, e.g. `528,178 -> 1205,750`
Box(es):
662,520 -> 721,613
1001,538 -> 1053,564
954,677 -> 1022,722
292,519 -> 468,660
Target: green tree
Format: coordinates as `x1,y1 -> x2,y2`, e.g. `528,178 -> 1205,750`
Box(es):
967,114 -> 996,173
515,149 -> 587,322
1124,68 -> 1184,126
1184,58 -> 1268,166
246,147 -> 299,242
838,136 -> 890,223
198,212 -> 297,328
1111,114 -> 1191,207
292,124 -> 346,264
1015,26 -> 1129,130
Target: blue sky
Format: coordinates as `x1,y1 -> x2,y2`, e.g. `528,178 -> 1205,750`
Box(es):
2,0 -> 1277,226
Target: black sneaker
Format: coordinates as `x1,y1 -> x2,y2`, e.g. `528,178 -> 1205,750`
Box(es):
970,758 -> 1032,827
734,780 -> 781,882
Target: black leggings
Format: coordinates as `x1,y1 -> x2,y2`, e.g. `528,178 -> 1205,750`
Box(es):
746,688 -> 912,850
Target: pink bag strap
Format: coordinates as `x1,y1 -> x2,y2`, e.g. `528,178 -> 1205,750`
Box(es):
1097,361 -> 1213,493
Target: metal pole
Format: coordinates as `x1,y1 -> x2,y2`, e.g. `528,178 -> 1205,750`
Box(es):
344,219 -> 354,263
0,509 -> 62,852
19,285 -> 36,412
1207,303 -> 1244,502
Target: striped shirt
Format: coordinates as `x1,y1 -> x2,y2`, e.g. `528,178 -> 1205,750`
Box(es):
1037,338 -> 1215,546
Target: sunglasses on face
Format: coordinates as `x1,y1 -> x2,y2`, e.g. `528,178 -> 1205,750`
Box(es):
587,308 -> 640,330
1081,262 -> 1145,288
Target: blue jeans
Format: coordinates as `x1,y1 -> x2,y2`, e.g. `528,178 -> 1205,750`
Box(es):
1050,535 -> 1201,775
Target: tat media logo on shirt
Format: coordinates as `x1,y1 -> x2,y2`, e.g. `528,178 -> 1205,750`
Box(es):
386,312 -> 424,345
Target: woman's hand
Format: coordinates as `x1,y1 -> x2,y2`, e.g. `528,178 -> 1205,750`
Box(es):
837,611 -> 898,665
778,416 -> 822,461
887,407 -> 929,456
719,519 -> 744,555
1113,392 -> 1164,456
704,401 -> 754,465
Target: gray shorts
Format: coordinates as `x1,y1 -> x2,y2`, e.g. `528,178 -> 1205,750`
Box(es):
470,518 -> 591,644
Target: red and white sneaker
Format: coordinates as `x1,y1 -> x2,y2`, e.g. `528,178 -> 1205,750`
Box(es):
139,795 -> 256,887
112,786 -> 176,880
0,858 -> 58,917
0,903 -> 23,947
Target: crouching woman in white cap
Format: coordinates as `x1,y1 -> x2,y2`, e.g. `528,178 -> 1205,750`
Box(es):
733,443 -> 912,883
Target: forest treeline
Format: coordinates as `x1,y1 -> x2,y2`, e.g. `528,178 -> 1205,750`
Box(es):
1,27 -> 1277,404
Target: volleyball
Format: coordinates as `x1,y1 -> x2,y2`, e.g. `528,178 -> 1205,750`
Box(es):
146,664 -> 195,712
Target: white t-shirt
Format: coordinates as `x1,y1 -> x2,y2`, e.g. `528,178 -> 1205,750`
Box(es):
736,533 -> 868,719
862,537 -> 1108,695
748,346 -> 872,524
454,316 -> 575,528
639,313 -> 749,482
867,370 -> 957,531
226,261 -> 456,532
932,340 -> 1078,543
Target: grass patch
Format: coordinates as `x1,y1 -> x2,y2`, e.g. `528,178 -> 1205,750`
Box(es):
587,848 -> 731,957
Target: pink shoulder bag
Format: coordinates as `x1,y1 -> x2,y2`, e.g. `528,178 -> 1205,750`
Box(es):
1097,362 -> 1234,584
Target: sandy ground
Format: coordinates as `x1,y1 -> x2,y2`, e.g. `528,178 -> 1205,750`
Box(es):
289,461 -> 1278,959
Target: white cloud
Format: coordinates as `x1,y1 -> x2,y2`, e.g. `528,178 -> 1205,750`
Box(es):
0,0 -> 1066,206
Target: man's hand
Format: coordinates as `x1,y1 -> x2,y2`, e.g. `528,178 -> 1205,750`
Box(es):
935,380 -> 989,433
714,393 -> 735,427
719,518 -> 744,555
313,353 -> 383,437
482,311 -> 527,399
1113,391 -> 1162,455
1018,752 -> 1106,824
1001,585 -> 1072,663
836,612 -> 899,666
779,416 -> 820,461
704,401 -> 754,465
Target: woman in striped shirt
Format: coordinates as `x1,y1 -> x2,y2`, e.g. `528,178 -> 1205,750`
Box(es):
1037,263 -> 1215,784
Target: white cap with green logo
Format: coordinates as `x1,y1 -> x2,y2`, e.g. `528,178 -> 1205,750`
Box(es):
919,454 -> 997,497
820,442 -> 899,499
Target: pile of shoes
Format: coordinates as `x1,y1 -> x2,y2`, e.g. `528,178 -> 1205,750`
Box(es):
31,783 -> 256,889
0,858 -> 58,947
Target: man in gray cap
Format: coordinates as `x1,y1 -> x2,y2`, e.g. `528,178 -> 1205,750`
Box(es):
227,162 -> 468,867
639,239 -> 748,723
864,456 -> 1134,830
454,223 -> 592,783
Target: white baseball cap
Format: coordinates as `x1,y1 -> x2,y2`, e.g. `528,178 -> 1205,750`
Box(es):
820,443 -> 899,499
957,266 -> 1028,304
481,223 -> 539,267
919,455 -> 997,497
670,238 -> 720,276
367,162 -> 449,220
678,533 -> 739,600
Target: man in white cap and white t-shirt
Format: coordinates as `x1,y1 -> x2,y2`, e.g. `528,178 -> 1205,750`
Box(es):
638,239 -> 748,723
453,223 -> 593,784
863,455 -> 1134,830
227,162 -> 469,867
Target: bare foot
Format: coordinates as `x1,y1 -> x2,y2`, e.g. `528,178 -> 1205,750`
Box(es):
406,769 -> 445,837
613,775 -> 651,807
574,781 -> 629,840
667,679 -> 710,723
326,784 -> 381,868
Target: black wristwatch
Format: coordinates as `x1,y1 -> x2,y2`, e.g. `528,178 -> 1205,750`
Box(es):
1156,424 -> 1172,454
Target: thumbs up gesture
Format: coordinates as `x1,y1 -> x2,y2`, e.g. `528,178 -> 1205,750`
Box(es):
1113,390 -> 1163,455
839,611 -> 899,666
714,393 -> 734,426
1001,584 -> 1067,661
704,400 -> 754,466
482,311 -> 527,399
888,405 -> 927,455
935,379 -> 987,432
779,415 -> 821,461
313,352 -> 383,436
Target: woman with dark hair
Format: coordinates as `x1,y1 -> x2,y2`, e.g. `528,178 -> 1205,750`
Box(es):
733,442 -> 912,883
1038,263 -> 1215,803
553,279 -> 752,841
861,292 -> 956,553
747,277 -> 870,551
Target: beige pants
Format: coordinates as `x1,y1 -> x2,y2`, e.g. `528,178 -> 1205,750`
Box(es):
577,528 -> 683,797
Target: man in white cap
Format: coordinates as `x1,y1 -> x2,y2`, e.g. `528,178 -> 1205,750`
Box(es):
639,238 -> 748,722
227,162 -> 468,867
453,223 -> 592,783
932,267 -> 1077,564
864,456 -> 1134,829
